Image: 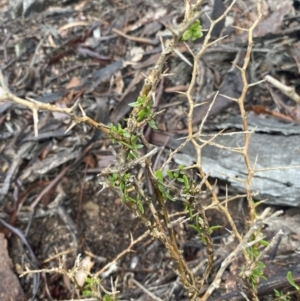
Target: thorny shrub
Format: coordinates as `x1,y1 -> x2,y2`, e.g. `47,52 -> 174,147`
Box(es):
0,0 -> 296,300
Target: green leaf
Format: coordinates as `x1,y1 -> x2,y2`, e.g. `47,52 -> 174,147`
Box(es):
256,261 -> 266,269
259,239 -> 269,247
155,169 -> 163,182
177,177 -> 184,183
182,30 -> 192,41
122,173 -> 130,181
85,277 -> 92,284
83,290 -> 92,296
129,150 -> 139,159
158,183 -> 165,193
166,191 -> 173,200
191,31 -> 203,41
167,170 -> 174,179
260,274 -> 267,281
128,102 -> 139,107
274,289 -> 280,297
190,225 -> 199,232
137,109 -> 146,121
148,119 -> 158,129
123,132 -> 131,138
120,141 -> 132,148
131,135 -> 138,145
104,295 -> 113,301
287,271 -> 300,290
207,225 -> 222,235
109,173 -> 119,185
183,175 -> 189,188
138,201 -> 144,214
137,95 -> 146,103
182,20 -> 203,41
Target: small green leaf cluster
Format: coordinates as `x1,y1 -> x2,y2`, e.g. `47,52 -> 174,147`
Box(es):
82,277 -> 102,297
248,260 -> 266,289
121,135 -> 144,160
287,271 -> 300,291
274,271 -> 300,300
245,238 -> 269,288
274,289 -> 291,301
109,123 -> 143,159
167,164 -> 190,193
103,295 -> 116,301
110,123 -> 131,139
129,95 -> 158,129
129,95 -> 147,108
190,216 -> 221,243
182,20 -> 203,41
109,173 -> 144,213
155,169 -> 173,201
155,165 -> 193,201
109,172 -> 131,199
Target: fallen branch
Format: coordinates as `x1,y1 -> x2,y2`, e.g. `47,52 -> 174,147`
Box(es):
265,74 -> 300,105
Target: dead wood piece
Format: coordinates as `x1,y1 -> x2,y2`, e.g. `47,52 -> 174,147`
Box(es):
20,149 -> 81,182
0,142 -> 35,203
203,113 -> 300,136
151,113 -> 300,207
210,265 -> 300,301
21,129 -> 73,142
112,28 -> 159,45
175,133 -> 300,206
84,59 -> 125,93
265,75 -> 300,106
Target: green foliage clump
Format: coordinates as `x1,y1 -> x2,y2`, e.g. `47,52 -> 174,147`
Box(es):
182,20 -> 203,41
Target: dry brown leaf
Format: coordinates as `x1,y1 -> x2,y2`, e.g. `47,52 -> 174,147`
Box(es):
66,77 -> 81,89
83,154 -> 97,168
129,46 -> 144,63
114,70 -> 124,95
74,256 -> 95,287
